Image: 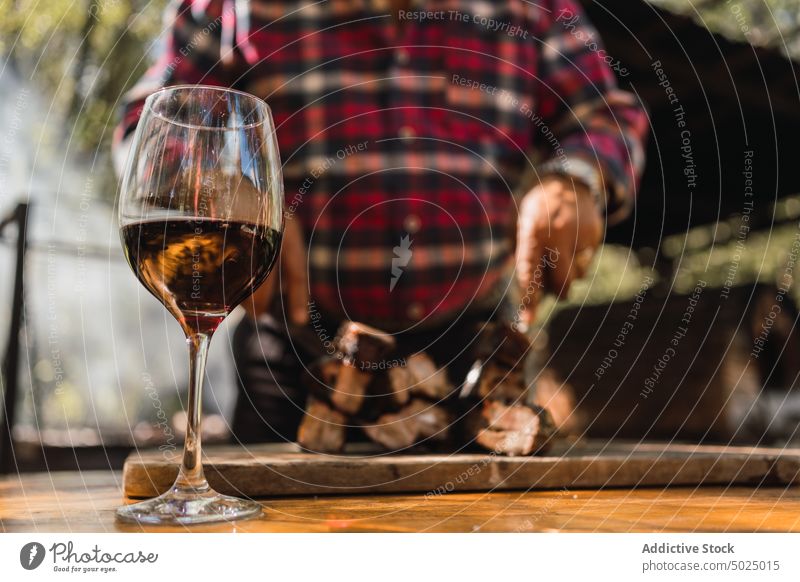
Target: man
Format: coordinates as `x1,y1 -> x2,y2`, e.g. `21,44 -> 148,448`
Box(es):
116,0 -> 647,446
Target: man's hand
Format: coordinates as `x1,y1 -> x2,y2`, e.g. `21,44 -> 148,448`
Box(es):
244,216 -> 309,324
514,175 -> 603,326
469,401 -> 555,455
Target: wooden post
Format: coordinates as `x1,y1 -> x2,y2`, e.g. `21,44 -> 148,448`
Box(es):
0,202 -> 29,474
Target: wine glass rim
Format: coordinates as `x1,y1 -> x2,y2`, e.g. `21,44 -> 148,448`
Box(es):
144,84 -> 273,131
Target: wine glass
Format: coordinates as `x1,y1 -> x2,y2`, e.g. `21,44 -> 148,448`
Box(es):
117,85 -> 283,524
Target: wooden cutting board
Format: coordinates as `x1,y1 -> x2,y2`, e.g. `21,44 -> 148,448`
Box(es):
122,441 -> 800,499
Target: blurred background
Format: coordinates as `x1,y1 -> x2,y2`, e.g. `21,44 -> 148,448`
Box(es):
1,0 -> 800,471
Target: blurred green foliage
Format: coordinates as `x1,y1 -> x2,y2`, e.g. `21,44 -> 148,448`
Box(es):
0,0 -> 168,162
650,0 -> 800,58
554,197 -> 800,321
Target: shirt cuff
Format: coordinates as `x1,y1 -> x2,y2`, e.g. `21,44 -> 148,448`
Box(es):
537,157 -> 604,210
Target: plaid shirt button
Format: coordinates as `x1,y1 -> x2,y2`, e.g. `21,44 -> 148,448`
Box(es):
407,302 -> 425,320
403,214 -> 421,234
398,126 -> 416,139
395,49 -> 410,65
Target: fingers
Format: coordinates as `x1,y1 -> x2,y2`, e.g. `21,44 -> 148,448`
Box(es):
573,247 -> 595,278
281,217 -> 310,324
547,207 -> 601,297
482,401 -> 539,433
540,201 -> 581,299
473,427 -> 536,456
474,425 -> 538,455
478,402 -> 538,455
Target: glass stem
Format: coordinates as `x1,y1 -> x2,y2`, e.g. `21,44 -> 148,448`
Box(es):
174,332 -> 211,493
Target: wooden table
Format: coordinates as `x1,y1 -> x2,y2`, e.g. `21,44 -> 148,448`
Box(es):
1,471 -> 798,532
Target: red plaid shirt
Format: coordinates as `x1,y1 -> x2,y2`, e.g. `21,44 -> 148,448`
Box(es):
116,0 -> 647,329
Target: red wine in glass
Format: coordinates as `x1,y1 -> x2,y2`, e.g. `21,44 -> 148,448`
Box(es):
116,85 -> 284,525
121,219 -> 281,335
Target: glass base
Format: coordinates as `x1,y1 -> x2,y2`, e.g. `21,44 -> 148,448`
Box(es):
116,486 -> 262,525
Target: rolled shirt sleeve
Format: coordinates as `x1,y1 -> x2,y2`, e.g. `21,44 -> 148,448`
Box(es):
534,0 -> 648,224
112,0 -> 238,172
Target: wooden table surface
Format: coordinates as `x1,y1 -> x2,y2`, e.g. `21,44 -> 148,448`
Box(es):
1,471 -> 799,532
